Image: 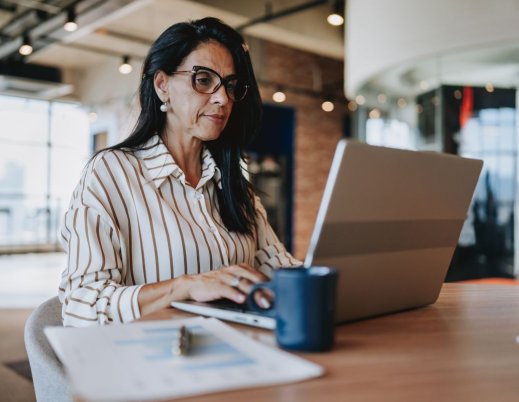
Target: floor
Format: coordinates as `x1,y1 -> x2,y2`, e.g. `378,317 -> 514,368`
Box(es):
0,252 -> 66,402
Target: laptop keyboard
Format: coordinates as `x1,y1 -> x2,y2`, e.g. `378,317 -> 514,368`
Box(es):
208,299 -> 249,312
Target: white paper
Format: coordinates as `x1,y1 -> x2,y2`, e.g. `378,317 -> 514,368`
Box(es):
45,317 -> 324,402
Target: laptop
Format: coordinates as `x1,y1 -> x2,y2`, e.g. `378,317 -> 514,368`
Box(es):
172,140 -> 483,329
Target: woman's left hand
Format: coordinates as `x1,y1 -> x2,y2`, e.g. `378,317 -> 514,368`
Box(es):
178,263 -> 271,307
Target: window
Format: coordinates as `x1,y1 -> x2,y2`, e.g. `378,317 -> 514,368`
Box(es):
0,95 -> 90,249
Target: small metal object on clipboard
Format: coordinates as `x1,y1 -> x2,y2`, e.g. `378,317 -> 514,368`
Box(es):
172,325 -> 192,356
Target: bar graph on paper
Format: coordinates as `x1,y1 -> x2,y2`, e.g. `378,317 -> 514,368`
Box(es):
114,325 -> 256,371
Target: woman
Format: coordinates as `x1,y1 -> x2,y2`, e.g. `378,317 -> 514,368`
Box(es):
59,17 -> 300,327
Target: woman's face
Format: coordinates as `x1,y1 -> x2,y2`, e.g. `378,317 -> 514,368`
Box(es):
156,40 -> 235,143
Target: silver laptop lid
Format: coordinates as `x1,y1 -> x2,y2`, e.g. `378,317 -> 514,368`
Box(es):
305,140 -> 483,322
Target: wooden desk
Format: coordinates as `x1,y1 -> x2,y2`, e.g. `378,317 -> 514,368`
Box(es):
144,284 -> 519,402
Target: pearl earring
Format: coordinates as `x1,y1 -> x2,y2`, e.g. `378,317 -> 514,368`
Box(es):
160,101 -> 168,112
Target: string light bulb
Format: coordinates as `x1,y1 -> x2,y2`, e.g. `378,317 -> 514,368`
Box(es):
322,101 -> 334,112
355,95 -> 365,105
19,34 -> 33,56
347,101 -> 358,112
272,90 -> 286,103
369,109 -> 381,119
118,56 -> 132,74
64,8 -> 78,32
485,83 -> 494,93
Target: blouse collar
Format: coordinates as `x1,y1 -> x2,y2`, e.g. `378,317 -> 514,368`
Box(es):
136,135 -> 222,190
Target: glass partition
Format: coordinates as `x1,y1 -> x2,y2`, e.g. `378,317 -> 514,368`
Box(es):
351,43 -> 519,280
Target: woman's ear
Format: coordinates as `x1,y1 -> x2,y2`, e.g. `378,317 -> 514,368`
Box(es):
153,70 -> 169,101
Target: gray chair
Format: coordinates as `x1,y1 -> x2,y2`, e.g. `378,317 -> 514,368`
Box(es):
24,296 -> 72,402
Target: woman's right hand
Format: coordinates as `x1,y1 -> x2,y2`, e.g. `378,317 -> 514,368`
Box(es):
178,263 -> 269,305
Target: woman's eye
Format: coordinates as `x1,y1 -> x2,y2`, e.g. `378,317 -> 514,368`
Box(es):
195,71 -> 214,88
196,77 -> 211,86
226,80 -> 240,92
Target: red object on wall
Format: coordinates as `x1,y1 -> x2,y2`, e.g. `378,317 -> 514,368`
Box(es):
459,86 -> 474,128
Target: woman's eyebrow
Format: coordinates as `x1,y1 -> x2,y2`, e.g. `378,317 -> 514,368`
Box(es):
196,65 -> 237,78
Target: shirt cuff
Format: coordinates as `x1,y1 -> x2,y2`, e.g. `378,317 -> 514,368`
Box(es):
111,284 -> 144,323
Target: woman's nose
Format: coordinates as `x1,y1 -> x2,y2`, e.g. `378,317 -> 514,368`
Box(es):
210,84 -> 229,105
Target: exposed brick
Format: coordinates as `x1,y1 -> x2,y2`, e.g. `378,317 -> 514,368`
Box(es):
253,40 -> 346,259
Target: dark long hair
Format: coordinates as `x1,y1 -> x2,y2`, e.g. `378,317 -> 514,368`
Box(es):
104,17 -> 262,235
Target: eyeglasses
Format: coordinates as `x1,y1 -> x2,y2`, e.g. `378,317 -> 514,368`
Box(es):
170,65 -> 249,102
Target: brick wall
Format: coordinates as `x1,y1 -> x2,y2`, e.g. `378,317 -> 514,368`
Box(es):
251,39 -> 346,259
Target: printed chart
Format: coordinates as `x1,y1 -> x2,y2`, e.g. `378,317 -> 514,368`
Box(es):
46,317 -> 323,402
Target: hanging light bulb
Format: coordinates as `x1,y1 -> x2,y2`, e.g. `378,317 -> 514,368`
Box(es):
19,34 -> 33,56
327,13 -> 344,26
64,8 -> 78,32
118,56 -> 132,74
327,1 -> 344,26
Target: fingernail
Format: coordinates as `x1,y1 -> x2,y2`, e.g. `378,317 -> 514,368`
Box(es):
235,294 -> 245,303
260,297 -> 271,309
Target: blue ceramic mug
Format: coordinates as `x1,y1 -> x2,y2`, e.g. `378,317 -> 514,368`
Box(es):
247,266 -> 338,352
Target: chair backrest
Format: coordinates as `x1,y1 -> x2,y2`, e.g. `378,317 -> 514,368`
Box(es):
24,296 -> 72,402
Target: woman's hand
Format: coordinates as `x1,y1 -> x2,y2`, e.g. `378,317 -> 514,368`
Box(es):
138,263 -> 271,317
180,263 -> 269,306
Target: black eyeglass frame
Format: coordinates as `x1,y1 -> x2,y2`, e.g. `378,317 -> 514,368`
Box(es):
170,65 -> 249,102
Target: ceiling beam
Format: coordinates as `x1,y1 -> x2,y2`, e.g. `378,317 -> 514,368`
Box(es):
3,0 -> 62,14
235,0 -> 328,31
94,28 -> 151,46
0,0 -> 134,61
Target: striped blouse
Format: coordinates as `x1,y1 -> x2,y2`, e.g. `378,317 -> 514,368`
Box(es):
58,135 -> 300,327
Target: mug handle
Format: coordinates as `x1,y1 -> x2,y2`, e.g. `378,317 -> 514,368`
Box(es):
247,281 -> 275,317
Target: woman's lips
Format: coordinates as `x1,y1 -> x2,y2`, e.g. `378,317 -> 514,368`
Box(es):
204,114 -> 225,123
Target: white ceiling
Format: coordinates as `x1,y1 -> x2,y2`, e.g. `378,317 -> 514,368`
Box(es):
361,39 -> 519,103
8,0 -> 516,103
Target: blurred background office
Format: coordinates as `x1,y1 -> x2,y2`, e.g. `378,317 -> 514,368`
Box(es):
346,0 -> 519,282
0,1 -> 518,399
